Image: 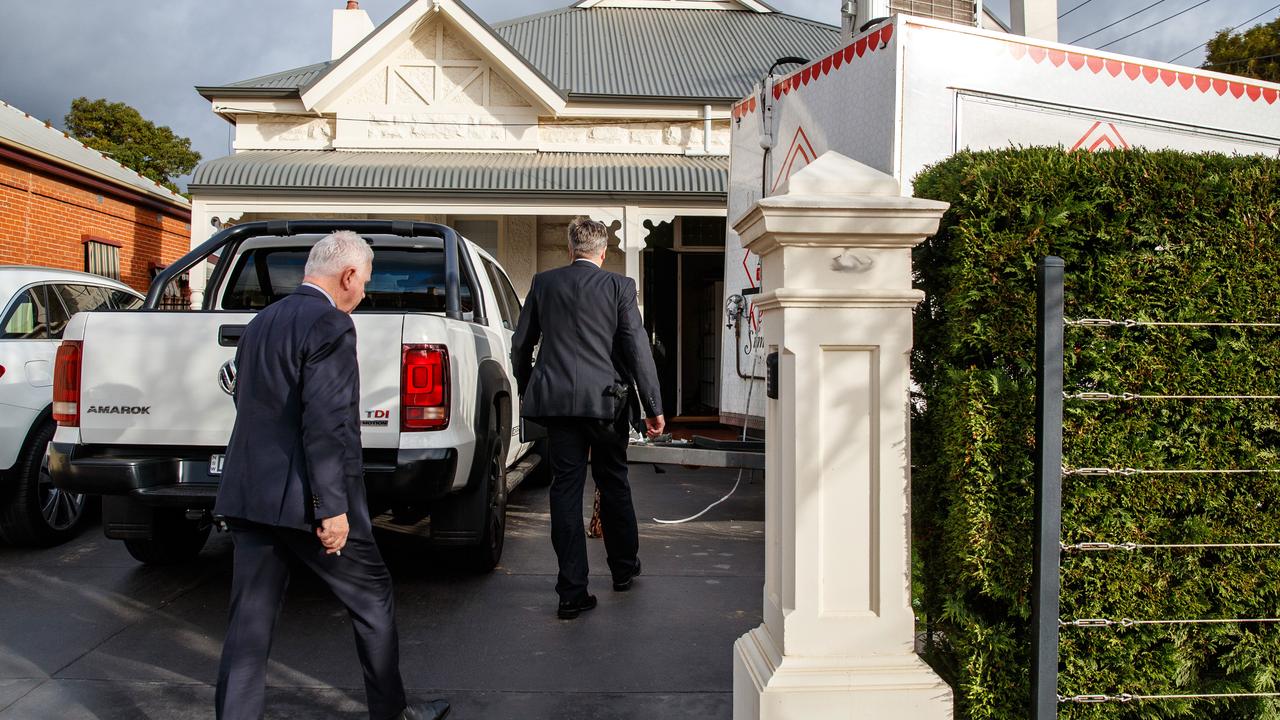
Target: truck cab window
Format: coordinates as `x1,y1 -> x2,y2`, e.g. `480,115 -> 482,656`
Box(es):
480,258 -> 521,330
222,245 -> 474,314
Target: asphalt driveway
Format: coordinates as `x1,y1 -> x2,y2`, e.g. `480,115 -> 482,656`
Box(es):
0,464 -> 763,719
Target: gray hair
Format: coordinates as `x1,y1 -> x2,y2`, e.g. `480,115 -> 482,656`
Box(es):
568,217 -> 609,258
305,230 -> 373,277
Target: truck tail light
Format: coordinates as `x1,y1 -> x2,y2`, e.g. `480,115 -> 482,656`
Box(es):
402,344 -> 449,431
53,341 -> 83,427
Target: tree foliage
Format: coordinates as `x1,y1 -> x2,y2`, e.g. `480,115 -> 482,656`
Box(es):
1202,16 -> 1280,83
64,97 -> 201,193
912,148 -> 1280,719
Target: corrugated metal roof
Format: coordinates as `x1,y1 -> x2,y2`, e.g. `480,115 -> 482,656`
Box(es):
0,100 -> 189,207
493,8 -> 840,100
190,150 -> 728,195
225,61 -> 335,90
201,6 -> 839,102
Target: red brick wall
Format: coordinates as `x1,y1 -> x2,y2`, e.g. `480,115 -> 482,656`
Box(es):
0,155 -> 191,293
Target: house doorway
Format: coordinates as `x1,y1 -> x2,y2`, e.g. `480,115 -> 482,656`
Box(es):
642,217 -> 726,419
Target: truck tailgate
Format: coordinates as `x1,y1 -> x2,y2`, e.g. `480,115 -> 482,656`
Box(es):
78,312 -> 405,448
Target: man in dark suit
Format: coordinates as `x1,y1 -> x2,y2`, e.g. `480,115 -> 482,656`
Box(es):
214,231 -> 449,720
512,217 -> 665,620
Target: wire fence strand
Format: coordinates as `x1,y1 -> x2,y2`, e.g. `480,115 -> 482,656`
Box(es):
1067,318 -> 1280,328
1062,541 -> 1280,553
1062,617 -> 1280,628
1065,392 -> 1280,401
1061,691 -> 1280,704
1064,466 -> 1280,477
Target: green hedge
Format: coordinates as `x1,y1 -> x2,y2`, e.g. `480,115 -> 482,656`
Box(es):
911,148 -> 1280,720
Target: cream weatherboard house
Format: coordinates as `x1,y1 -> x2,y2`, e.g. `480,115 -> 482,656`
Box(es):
189,0 -> 995,419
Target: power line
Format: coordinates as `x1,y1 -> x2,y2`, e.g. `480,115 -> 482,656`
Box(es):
1059,0 -> 1100,19
1071,0 -> 1178,44
1168,2 -> 1280,63
1096,0 -> 1216,51
1204,51 -> 1280,67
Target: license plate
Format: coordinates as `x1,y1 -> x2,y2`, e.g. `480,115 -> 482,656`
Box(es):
209,454 -> 225,476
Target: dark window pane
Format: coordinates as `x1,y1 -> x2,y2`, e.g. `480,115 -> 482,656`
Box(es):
680,216 -> 727,247
109,290 -> 143,310
57,285 -> 113,315
500,275 -> 521,328
44,286 -> 72,339
221,246 -> 475,314
481,260 -> 513,330
2,289 -> 45,340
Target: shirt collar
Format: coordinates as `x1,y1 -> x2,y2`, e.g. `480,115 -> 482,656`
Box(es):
300,282 -> 336,307
573,259 -> 601,268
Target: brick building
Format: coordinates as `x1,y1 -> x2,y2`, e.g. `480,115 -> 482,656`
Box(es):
0,99 -> 191,293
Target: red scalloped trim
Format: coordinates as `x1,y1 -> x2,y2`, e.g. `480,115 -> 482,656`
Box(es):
732,23 -> 895,120
1006,42 -> 1279,105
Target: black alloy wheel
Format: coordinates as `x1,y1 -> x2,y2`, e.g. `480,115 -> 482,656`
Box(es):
466,434 -> 508,573
0,420 -> 88,547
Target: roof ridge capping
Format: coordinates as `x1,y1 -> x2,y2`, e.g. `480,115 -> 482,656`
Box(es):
572,0 -> 775,11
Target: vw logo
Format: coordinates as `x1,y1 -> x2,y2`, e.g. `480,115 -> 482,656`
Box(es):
218,359 -> 237,396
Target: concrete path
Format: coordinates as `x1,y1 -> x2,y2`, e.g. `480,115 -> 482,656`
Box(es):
0,465 -> 763,719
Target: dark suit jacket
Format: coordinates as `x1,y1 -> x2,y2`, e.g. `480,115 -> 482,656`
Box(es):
512,260 -> 663,421
214,285 -> 370,537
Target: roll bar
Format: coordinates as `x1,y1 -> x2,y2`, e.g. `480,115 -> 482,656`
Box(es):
146,219 -> 483,324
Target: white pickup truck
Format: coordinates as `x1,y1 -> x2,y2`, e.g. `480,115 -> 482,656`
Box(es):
49,220 -> 542,570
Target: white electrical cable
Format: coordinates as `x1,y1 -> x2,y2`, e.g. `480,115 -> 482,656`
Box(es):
653,350 -> 761,524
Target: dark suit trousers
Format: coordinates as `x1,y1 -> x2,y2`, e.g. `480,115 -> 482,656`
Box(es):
215,522 -> 406,720
546,418 -> 640,602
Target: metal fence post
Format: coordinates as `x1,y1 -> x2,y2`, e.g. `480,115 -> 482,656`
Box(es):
1031,256 -> 1065,720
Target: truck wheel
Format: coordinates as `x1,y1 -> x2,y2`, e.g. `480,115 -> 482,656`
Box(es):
123,511 -> 209,565
0,419 -> 89,547
460,437 -> 507,572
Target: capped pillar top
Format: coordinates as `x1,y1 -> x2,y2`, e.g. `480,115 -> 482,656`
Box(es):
734,151 -> 949,257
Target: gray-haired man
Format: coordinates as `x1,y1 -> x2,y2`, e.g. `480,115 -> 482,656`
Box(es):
512,217 -> 665,619
215,231 -> 449,720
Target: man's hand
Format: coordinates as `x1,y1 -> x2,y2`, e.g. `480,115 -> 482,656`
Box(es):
317,513 -> 349,555
645,414 -> 666,439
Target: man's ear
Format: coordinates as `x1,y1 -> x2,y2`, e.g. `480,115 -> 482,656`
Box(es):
342,266 -> 358,289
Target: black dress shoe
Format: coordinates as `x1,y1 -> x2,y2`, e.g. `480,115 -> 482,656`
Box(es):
557,594 -> 598,619
613,560 -> 642,592
399,699 -> 451,720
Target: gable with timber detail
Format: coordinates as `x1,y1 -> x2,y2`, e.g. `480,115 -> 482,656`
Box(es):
338,17 -> 533,112
329,15 -> 539,150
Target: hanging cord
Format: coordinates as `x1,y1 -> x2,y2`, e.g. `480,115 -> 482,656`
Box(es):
653,351 -> 761,524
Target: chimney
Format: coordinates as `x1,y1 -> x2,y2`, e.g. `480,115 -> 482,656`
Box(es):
840,1 -> 856,41
1010,0 -> 1059,42
852,0 -> 890,34
332,1 -> 375,60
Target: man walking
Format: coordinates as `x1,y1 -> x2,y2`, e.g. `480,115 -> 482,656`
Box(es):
213,231 -> 449,720
512,217 -> 665,620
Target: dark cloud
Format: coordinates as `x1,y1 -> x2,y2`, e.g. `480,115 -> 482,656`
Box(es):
0,0 -> 1274,190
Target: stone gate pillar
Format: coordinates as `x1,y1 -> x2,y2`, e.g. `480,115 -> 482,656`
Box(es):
732,152 -> 953,719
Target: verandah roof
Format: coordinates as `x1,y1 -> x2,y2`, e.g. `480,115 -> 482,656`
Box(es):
189,150 -> 729,197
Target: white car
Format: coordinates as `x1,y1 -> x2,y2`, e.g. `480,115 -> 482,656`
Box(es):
0,267 -> 143,546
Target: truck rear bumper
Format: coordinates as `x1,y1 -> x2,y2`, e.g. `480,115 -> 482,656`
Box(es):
48,442 -> 458,505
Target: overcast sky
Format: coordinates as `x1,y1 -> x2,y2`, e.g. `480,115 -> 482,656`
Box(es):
1,0 -> 1275,189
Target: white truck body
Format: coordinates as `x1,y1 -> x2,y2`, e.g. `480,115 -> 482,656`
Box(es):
51,221 -> 536,567
721,15 -> 1280,423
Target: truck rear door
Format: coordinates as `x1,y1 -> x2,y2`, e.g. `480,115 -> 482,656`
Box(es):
74,311 -> 405,449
